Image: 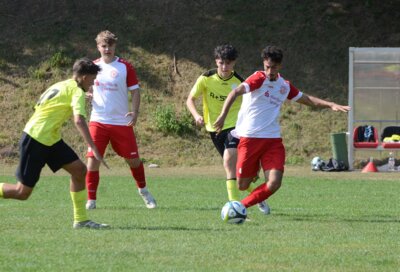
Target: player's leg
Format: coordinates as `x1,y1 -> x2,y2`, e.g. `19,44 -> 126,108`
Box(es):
63,160 -> 109,229
223,131 -> 269,215
240,139 -> 285,208
223,147 -> 239,201
49,140 -> 109,229
86,158 -> 101,209
211,129 -> 241,201
125,157 -> 156,209
245,168 -> 270,214
1,133 -> 45,200
111,125 -> 156,209
241,170 -> 283,208
0,182 -> 33,200
85,122 -> 109,209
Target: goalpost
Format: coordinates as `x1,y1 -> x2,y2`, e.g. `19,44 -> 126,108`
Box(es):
348,47 -> 400,170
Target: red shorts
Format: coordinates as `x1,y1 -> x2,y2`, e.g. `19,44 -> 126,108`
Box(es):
236,137 -> 285,178
87,121 -> 139,159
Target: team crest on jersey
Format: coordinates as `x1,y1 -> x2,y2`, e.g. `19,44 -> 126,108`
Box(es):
279,86 -> 287,94
110,69 -> 119,78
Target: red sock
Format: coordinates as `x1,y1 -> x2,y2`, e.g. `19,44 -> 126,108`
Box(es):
130,162 -> 146,189
241,183 -> 273,208
86,171 -> 99,200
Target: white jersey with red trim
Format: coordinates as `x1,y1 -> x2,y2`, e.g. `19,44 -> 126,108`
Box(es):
91,57 -> 140,125
235,71 -> 303,138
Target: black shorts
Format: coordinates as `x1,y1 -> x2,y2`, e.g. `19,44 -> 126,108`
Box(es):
15,132 -> 79,188
209,128 -> 239,157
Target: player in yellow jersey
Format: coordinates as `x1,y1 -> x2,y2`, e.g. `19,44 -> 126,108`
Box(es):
0,58 -> 110,229
186,44 -> 270,215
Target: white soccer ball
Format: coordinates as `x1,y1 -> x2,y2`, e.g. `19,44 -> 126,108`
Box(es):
221,201 -> 247,224
311,156 -> 323,171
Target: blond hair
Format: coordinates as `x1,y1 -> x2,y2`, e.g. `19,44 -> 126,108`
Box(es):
95,30 -> 118,45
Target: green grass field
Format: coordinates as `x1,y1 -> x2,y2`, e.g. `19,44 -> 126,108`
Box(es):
0,166 -> 399,271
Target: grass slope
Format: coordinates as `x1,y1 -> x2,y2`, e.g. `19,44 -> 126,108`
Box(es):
1,1 -> 400,166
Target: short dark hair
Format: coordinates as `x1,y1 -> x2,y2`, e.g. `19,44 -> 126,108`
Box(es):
261,46 -> 283,63
72,57 -> 101,76
214,44 -> 238,61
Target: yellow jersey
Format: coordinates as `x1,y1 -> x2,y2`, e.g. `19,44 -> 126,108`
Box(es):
190,69 -> 243,132
24,79 -> 86,146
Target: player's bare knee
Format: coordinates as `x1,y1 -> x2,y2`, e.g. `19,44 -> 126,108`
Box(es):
78,163 -> 87,177
238,179 -> 251,191
10,183 -> 33,200
17,193 -> 30,200
15,189 -> 32,200
267,179 -> 282,192
71,163 -> 87,182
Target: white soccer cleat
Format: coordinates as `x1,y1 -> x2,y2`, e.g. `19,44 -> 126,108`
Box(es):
138,189 -> 157,209
257,201 -> 271,215
73,220 -> 110,229
86,200 -> 96,210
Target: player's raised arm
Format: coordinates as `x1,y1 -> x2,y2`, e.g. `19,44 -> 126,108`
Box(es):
296,93 -> 351,112
214,84 -> 246,132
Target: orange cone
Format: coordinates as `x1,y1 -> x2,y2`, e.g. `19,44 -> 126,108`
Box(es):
362,161 -> 378,173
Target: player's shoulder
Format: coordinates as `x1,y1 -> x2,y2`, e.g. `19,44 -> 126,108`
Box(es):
49,79 -> 83,97
232,71 -> 245,82
247,71 -> 267,81
64,79 -> 84,92
201,68 -> 218,77
253,70 -> 267,78
117,57 -> 136,70
56,78 -> 76,90
117,57 -> 133,65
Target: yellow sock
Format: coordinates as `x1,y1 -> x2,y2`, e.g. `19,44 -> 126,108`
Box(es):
70,190 -> 88,223
0,183 -> 4,198
246,182 -> 257,193
226,179 -> 240,201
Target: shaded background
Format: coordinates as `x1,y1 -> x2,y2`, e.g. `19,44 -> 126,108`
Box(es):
1,0 -> 400,166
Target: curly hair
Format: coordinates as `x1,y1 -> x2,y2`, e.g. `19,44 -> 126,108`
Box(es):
261,46 -> 283,63
214,44 -> 238,61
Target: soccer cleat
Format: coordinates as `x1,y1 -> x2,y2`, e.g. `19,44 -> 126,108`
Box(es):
73,220 -> 110,229
86,199 -> 96,210
257,201 -> 271,215
138,189 -> 157,209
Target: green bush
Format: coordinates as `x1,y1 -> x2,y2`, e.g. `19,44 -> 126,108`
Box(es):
49,51 -> 70,68
154,105 -> 194,136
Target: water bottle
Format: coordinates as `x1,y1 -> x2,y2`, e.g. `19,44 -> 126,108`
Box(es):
388,152 -> 395,172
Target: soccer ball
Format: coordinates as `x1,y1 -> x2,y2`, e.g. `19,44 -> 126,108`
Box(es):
311,156 -> 324,171
221,201 -> 247,224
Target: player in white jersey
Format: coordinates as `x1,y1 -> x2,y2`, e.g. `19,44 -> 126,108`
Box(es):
214,45 -> 350,211
85,30 -> 156,210
186,44 -> 270,215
